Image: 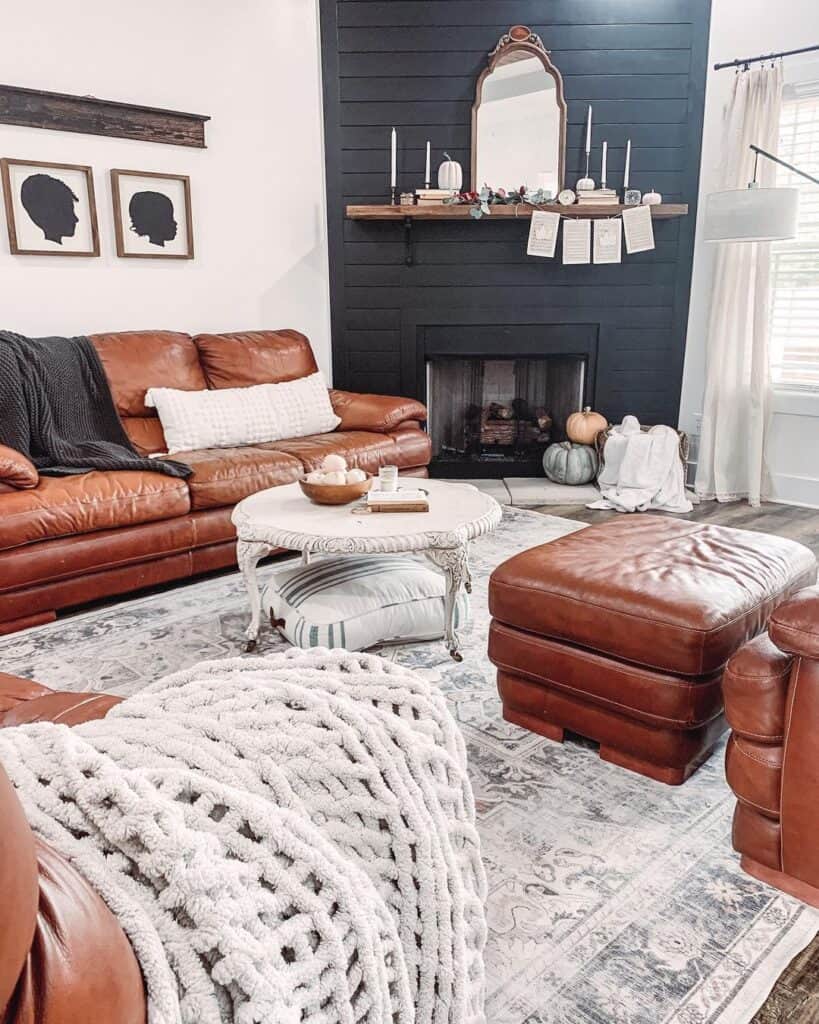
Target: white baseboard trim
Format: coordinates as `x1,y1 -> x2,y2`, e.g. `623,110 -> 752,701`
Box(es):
768,472 -> 819,510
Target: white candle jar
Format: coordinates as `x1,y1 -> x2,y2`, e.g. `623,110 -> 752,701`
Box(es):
378,465 -> 398,492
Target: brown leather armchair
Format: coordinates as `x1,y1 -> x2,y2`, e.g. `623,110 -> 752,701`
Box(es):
0,673 -> 146,1024
724,585 -> 819,908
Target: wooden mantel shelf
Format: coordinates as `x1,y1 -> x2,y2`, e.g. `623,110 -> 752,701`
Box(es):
346,202 -> 688,220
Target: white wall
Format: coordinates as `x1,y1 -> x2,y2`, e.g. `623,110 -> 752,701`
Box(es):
681,0 -> 819,506
0,0 -> 332,378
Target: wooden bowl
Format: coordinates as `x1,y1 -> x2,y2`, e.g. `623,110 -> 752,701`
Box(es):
299,473 -> 373,505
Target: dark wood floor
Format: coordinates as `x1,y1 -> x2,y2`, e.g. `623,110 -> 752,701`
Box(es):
533,499 -> 819,1022
533,499 -> 819,558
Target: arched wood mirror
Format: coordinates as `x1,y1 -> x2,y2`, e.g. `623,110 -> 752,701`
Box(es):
472,26 -> 567,195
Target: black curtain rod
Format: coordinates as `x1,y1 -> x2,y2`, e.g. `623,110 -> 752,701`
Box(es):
714,43 -> 819,71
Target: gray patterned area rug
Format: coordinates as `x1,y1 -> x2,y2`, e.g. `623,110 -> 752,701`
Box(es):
2,507 -> 816,1024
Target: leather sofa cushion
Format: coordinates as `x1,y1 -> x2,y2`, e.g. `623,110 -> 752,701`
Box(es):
261,431 -> 399,475
0,446 -> 38,489
732,803 -> 782,871
330,390 -> 428,432
1,692 -> 122,728
0,765 -> 39,1013
5,839 -> 147,1024
489,621 -> 724,729
91,331 -> 207,417
725,734 -> 783,818
0,472 -> 191,551
723,632 -> 792,742
769,584 -> 819,659
0,674 -> 52,713
0,509 -> 234,594
122,416 -> 167,456
175,447 -> 304,510
194,329 -> 318,389
489,516 -> 817,677
388,426 -> 432,469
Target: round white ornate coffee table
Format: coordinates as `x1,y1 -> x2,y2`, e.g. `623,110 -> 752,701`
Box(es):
231,480 -> 502,660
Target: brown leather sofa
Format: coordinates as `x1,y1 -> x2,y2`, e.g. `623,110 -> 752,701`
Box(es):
724,585 -> 819,908
0,329 -> 430,635
0,673 -> 146,1024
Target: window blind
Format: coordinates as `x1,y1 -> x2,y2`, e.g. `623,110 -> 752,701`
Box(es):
770,88 -> 819,390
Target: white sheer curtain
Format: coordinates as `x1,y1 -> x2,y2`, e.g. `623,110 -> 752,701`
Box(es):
695,65 -> 783,506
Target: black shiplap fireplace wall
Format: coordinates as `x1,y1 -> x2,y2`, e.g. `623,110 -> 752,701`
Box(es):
319,0 -> 712,426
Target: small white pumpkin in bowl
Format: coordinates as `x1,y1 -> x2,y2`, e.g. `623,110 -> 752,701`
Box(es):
321,453 -> 348,474
321,470 -> 347,486
299,453 -> 372,505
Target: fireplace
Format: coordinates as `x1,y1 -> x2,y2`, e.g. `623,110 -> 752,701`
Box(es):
428,356 -> 586,474
421,323 -> 599,477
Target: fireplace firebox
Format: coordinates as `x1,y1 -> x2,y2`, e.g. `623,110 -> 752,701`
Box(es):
428,355 -> 586,475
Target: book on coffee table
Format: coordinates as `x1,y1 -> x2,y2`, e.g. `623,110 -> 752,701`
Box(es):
367,488 -> 429,513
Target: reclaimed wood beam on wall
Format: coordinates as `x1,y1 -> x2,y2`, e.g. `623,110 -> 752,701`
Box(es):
0,84 -> 209,148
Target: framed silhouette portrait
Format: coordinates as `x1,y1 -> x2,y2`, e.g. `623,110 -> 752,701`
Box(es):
1,158 -> 100,256
111,169 -> 193,259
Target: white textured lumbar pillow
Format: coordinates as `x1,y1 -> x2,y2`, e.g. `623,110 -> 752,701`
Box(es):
262,554 -> 469,651
271,371 -> 341,441
145,372 -> 340,454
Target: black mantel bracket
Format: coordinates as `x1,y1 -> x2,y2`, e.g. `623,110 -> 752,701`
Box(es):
404,216 -> 414,266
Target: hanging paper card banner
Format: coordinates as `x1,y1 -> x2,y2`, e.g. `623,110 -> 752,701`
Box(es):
593,218 -> 622,264
562,218 -> 591,264
623,204 -> 655,254
527,210 -> 560,258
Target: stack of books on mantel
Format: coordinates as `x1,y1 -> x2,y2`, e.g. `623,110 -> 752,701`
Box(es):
367,488 -> 429,513
576,188 -> 619,206
415,188 -> 457,205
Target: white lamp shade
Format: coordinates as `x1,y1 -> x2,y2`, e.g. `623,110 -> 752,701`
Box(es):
704,186 -> 799,242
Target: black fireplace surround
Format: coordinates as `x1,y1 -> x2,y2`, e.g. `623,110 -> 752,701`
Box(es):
318,0 -> 710,472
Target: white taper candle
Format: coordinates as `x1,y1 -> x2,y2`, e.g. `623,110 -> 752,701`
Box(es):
425,141 -> 431,187
624,139 -> 631,189
390,128 -> 397,188
585,105 -> 592,154
601,141 -> 607,187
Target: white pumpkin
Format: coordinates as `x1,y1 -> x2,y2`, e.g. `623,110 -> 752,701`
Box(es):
305,470 -> 326,484
345,468 -> 367,484
642,189 -> 662,206
322,471 -> 347,486
438,153 -> 463,192
321,453 -> 347,473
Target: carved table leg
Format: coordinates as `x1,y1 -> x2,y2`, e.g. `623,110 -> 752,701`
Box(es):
237,539 -> 273,652
426,544 -> 470,662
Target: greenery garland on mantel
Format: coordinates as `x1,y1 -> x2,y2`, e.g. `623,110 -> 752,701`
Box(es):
444,186 -> 556,219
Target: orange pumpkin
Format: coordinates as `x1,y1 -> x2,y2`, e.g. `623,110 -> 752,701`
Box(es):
566,406 -> 608,445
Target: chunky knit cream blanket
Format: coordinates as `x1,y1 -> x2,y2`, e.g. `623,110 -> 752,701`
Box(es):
0,649 -> 486,1024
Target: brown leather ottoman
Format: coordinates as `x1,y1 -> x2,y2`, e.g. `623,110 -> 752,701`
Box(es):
488,516 -> 817,785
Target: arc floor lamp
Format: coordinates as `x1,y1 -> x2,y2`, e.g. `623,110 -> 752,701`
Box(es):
705,144 -> 819,243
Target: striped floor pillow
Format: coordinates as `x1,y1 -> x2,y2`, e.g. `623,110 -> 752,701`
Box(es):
261,554 -> 469,651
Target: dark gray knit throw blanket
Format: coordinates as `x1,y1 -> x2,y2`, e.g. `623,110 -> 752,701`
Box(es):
0,331 -> 190,479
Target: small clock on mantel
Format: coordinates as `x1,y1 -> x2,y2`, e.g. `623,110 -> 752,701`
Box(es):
557,188 -> 576,206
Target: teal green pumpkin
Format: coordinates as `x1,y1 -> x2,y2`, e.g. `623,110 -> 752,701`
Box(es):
542,442 -> 598,485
